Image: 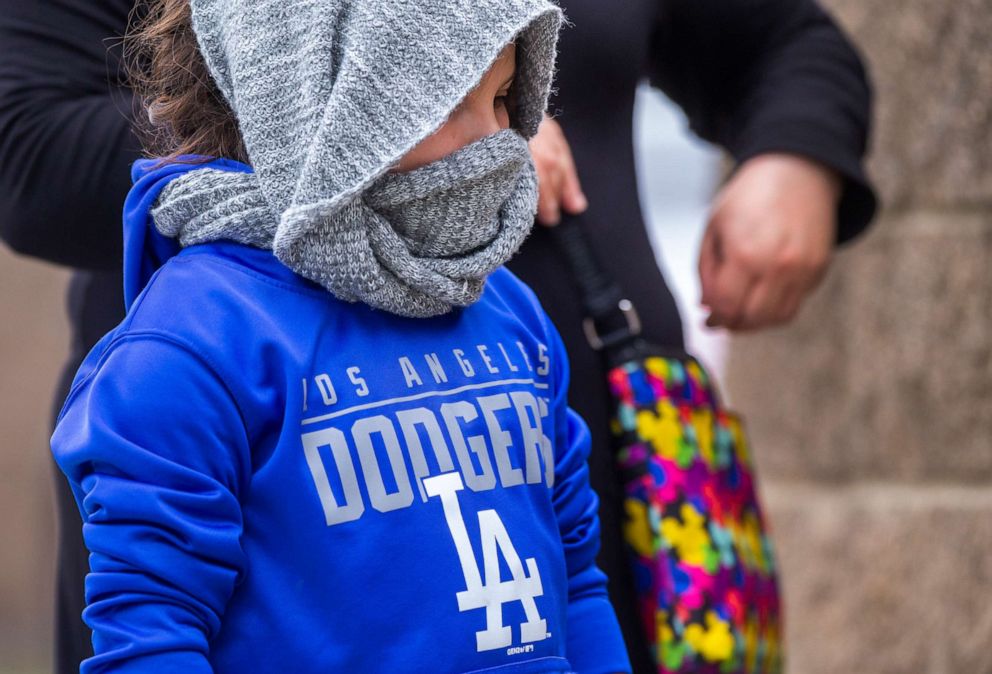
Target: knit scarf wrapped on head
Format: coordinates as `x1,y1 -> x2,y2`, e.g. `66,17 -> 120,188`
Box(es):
152,130 -> 538,317
148,0 -> 562,317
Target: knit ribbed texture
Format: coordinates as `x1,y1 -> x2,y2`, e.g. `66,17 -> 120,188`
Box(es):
154,130 -> 538,316
189,0 -> 561,238
155,0 -> 563,315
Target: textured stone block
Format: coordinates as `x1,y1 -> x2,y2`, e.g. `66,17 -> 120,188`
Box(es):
0,246 -> 66,664
820,0 -> 992,210
763,484 -> 992,674
724,212 -> 992,483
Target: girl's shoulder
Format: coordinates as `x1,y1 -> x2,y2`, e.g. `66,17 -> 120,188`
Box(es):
485,266 -> 557,342
58,242 -> 311,439
127,241 -> 328,334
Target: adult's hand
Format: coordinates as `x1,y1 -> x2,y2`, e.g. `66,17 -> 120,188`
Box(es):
529,114 -> 588,225
699,153 -> 842,331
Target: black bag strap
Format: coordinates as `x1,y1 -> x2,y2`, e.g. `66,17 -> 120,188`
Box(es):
549,214 -> 643,352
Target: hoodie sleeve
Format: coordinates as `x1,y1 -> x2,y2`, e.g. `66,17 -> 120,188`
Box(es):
548,325 -> 631,674
51,331 -> 251,674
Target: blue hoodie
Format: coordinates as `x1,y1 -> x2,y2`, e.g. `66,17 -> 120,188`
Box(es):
51,159 -> 631,674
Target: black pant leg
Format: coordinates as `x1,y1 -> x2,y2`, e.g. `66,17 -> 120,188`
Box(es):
53,462 -> 93,674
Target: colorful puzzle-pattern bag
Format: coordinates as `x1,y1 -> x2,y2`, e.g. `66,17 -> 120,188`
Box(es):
552,216 -> 782,673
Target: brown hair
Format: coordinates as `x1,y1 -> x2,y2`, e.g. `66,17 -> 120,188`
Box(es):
124,0 -> 248,163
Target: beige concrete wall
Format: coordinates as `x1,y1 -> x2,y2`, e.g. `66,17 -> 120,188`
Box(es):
724,1 -> 992,672
0,248 -> 68,670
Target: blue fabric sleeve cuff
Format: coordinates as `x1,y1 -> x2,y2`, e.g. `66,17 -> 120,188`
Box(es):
83,650 -> 211,674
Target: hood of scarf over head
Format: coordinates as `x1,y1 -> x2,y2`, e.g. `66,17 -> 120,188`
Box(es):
123,0 -> 563,310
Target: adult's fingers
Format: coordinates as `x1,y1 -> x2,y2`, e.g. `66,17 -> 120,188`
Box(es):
734,276 -> 794,331
704,254 -> 757,329
698,225 -> 719,308
557,140 -> 588,215
536,166 -> 564,225
531,114 -> 587,226
775,286 -> 805,327
740,250 -> 829,329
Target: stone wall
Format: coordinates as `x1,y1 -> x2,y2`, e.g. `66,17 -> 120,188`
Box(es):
0,248 -> 67,671
724,2 -> 992,672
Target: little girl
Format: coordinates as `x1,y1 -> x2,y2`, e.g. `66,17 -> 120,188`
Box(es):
51,0 -> 630,672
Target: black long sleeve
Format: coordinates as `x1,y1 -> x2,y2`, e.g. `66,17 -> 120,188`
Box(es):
0,0 -> 138,269
648,0 -> 877,242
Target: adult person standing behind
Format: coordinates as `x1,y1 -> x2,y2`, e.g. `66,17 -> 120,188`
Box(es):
0,1 -> 875,673
0,1 -> 136,671
507,0 -> 876,671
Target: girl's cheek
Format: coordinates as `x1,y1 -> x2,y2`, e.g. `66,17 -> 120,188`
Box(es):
466,103 -> 507,140
495,104 -> 511,130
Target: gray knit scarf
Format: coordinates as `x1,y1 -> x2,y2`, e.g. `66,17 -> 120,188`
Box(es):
147,0 -> 562,317
152,130 -> 537,316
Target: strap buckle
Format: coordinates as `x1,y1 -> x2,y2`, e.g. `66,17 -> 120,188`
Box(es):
582,299 -> 642,351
